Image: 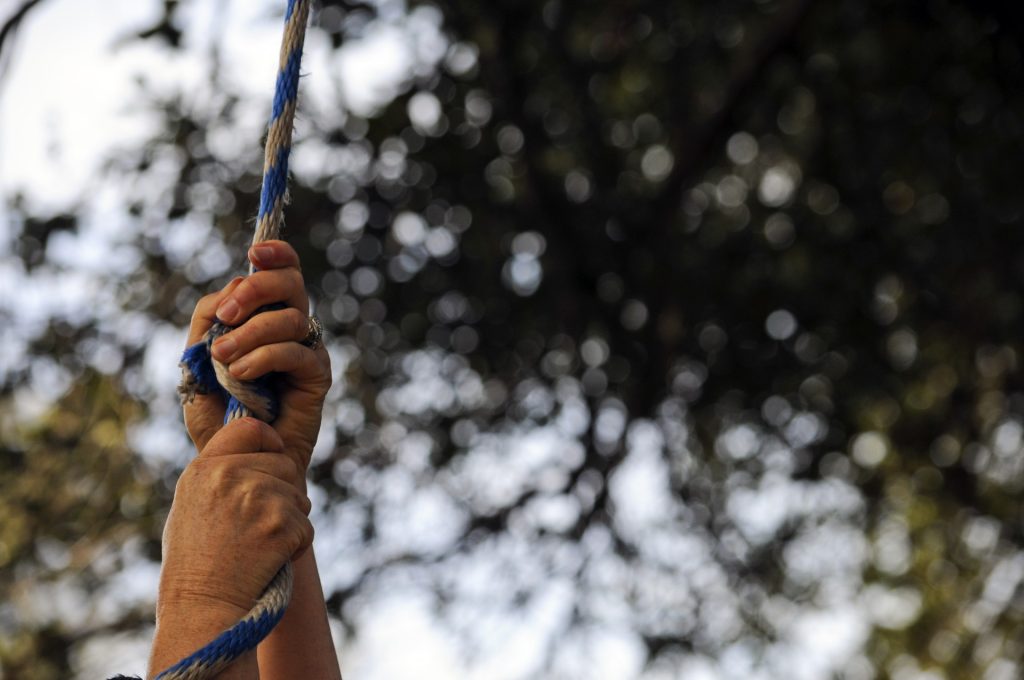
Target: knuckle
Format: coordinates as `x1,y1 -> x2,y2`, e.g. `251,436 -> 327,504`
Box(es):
207,463 -> 234,492
289,308 -> 309,337
239,480 -> 266,517
240,276 -> 270,306
264,501 -> 292,538
221,329 -> 246,353
235,277 -> 257,303
222,326 -> 245,349
255,311 -> 278,330
290,343 -> 305,366
232,318 -> 260,343
248,344 -> 271,367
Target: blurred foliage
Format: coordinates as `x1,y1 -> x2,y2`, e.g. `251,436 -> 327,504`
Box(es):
0,372 -> 164,678
6,0 -> 1024,677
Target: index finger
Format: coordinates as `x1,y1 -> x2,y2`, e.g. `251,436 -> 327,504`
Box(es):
187,276 -> 244,347
249,240 -> 300,271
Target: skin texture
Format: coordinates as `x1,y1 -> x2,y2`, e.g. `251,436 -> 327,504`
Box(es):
148,418 -> 313,679
151,241 -> 341,679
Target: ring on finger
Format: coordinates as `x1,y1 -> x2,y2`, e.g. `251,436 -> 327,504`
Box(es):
301,314 -> 324,350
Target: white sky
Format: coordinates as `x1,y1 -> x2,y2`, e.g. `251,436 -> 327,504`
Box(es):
1,0 -> 164,206
0,0 -> 444,208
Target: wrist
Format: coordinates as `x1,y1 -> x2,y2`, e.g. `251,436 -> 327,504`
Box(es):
157,571 -> 255,624
150,590 -> 254,679
156,593 -> 250,639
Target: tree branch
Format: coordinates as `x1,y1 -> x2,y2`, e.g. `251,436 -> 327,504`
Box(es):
0,0 -> 45,88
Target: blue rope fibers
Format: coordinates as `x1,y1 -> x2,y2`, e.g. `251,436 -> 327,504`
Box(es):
252,0 -> 309,245
256,145 -> 293,233
179,315 -> 281,424
270,49 -> 303,124
154,598 -> 287,680
179,341 -> 224,400
257,47 -> 300,223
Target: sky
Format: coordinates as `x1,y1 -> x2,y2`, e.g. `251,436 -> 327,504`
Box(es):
0,0 -> 445,208
0,1 -> 874,678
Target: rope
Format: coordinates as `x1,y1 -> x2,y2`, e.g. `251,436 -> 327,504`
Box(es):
166,1 -> 311,677
254,0 -> 310,249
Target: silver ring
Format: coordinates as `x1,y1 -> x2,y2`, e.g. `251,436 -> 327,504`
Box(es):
302,314 -> 324,350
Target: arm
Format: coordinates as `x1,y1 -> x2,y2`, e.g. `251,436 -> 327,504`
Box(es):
257,549 -> 343,679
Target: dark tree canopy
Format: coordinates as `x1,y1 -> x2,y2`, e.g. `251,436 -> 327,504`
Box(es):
4,0 -> 1024,677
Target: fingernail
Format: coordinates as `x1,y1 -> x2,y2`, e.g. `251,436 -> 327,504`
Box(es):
216,299 -> 240,323
212,335 -> 237,361
252,245 -> 274,264
229,359 -> 250,378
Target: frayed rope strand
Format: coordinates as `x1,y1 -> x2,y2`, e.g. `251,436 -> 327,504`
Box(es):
252,0 -> 310,255
159,2 -> 311,678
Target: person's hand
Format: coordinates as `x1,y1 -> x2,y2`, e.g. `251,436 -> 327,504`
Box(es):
183,240 -> 331,481
158,418 -> 314,619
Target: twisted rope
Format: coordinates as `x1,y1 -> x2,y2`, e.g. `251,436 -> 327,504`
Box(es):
165,1 -> 311,677
254,0 -> 310,250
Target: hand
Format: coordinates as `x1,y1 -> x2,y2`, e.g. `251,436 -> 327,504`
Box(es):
158,418 -> 314,618
183,240 -> 332,479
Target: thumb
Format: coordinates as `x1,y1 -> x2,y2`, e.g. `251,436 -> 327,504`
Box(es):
183,392 -> 227,452
201,417 -> 284,457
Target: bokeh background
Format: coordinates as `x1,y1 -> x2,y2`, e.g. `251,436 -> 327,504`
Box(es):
3,0 -> 1024,677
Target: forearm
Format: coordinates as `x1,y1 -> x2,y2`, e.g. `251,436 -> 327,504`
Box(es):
148,597 -> 258,679
257,549 -> 342,679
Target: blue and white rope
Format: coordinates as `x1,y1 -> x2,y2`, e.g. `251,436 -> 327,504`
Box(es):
166,1 -> 311,677
254,0 -> 310,250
